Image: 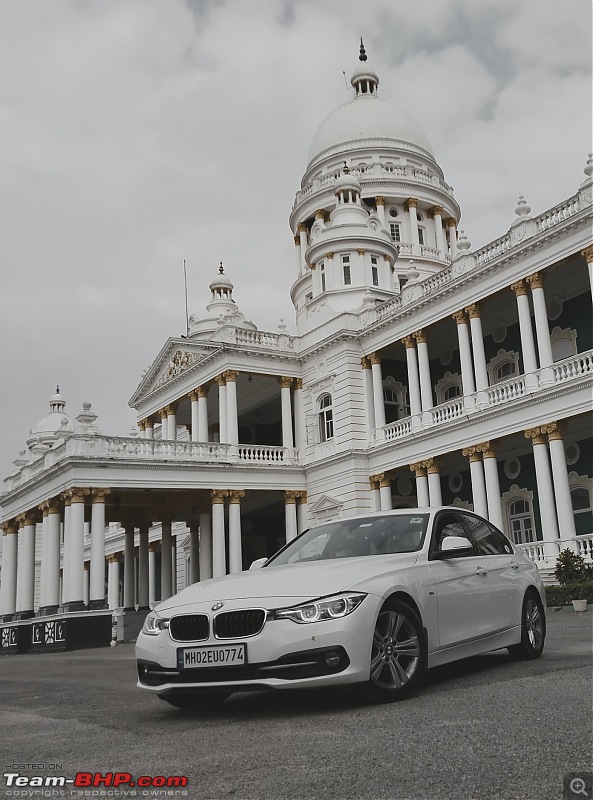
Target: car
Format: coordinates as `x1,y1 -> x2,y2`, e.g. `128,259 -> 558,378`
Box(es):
136,507 -> 546,708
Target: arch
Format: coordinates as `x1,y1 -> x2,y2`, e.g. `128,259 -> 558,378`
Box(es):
501,484 -> 535,544
487,349 -> 520,384
435,371 -> 463,404
551,326 -> 577,361
318,393 -> 334,442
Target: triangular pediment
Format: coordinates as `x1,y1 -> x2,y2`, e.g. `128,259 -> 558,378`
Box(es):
309,494 -> 344,520
129,339 -> 222,406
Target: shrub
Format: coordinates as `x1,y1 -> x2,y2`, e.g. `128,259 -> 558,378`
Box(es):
545,581 -> 593,607
554,549 -> 588,585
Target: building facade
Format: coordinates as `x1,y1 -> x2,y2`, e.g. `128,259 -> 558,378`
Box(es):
1,47 -> 592,649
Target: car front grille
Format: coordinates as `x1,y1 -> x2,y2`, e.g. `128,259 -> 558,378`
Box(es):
169,614 -> 209,642
213,609 -> 266,639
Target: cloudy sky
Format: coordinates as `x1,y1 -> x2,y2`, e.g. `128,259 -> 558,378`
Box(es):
0,0 -> 591,486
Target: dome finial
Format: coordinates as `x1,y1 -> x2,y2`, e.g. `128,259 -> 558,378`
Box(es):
359,38 -> 367,62
343,161 -> 350,175
56,385 -> 60,393
219,261 -> 224,274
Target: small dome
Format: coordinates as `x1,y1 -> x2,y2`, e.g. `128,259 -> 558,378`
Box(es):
334,164 -> 362,192
209,262 -> 233,291
27,388 -> 75,450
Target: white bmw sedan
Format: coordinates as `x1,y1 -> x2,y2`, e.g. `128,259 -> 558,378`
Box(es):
136,508 -> 546,708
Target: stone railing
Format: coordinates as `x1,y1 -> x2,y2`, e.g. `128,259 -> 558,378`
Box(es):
486,375 -> 527,406
575,534 -> 593,561
238,445 -> 296,463
536,195 -> 581,232
553,351 -> 593,383
384,417 -> 413,441
515,542 -> 547,563
430,398 -> 464,425
234,329 -> 295,351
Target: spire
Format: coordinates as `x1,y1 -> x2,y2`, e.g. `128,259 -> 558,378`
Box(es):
359,38 -> 367,62
219,261 -> 224,274
351,39 -> 379,96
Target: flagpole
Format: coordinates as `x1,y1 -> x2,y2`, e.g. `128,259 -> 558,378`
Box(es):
183,259 -> 189,336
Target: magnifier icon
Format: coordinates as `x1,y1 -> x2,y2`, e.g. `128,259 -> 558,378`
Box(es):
570,778 -> 589,797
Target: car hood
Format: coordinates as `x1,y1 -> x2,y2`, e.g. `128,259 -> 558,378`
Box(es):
156,553 -> 419,613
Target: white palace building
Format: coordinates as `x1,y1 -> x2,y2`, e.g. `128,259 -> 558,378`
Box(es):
1,45 -> 592,651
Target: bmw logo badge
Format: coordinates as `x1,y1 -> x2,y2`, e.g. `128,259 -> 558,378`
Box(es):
212,602 -> 224,611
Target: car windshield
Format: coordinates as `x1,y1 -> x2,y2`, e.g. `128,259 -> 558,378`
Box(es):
267,514 -> 429,566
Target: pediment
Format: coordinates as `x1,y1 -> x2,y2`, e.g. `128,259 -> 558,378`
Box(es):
129,339 -> 222,406
309,494 -> 344,520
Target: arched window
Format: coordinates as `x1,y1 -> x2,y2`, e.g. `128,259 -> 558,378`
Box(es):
383,379 -> 409,423
435,371 -> 463,404
571,486 -> 591,512
507,498 -> 534,544
318,394 -> 334,442
487,349 -> 520,385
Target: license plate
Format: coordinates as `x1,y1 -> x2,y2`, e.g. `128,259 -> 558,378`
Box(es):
177,643 -> 247,670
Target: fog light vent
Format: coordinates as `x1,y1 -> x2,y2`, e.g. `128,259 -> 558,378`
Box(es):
325,650 -> 341,667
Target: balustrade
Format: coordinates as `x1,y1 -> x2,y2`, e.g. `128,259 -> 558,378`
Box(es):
515,542 -> 547,563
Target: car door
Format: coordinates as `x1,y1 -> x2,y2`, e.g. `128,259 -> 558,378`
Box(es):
428,511 -> 491,649
457,513 -> 523,634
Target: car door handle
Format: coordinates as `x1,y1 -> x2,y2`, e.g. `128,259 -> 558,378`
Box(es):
510,561 -> 521,570
475,566 -> 488,575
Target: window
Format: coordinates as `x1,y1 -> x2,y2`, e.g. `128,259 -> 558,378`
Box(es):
431,514 -> 468,556
496,361 -> 516,381
443,384 -> 461,401
372,266 -> 379,286
389,222 -> 401,242
460,514 -> 513,555
435,371 -> 463,404
418,227 -> 425,246
318,394 -> 333,442
383,379 -> 409,423
320,262 -> 326,292
487,349 -> 520,385
508,499 -> 534,544
342,255 -> 351,285
571,486 -> 591,512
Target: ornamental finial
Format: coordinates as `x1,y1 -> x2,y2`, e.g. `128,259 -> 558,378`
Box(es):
56,385 -> 60,393
359,38 -> 367,62
219,261 -> 224,274
343,161 -> 350,175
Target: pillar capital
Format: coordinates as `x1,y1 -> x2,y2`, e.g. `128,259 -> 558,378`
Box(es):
405,197 -> 418,209
136,419 -> 146,431
375,196 -> 385,205
188,389 -> 199,401
211,489 -> 229,504
422,458 -> 440,475
214,374 -> 227,387
452,310 -> 468,325
325,251 -> 334,260
284,491 -> 300,504
481,442 -> 497,459
369,473 -> 384,489
107,554 -> 121,564
293,235 -> 300,246
526,272 -> 544,290
297,223 -> 307,233
16,511 -> 38,526
580,245 -> 593,263
163,403 -> 178,415
462,445 -> 482,463
511,280 -> 529,297
540,421 -> 563,441
294,378 -> 303,390
229,490 -> 245,504
361,356 -> 371,369
278,376 -> 293,389
409,463 -> 427,478
197,384 -> 209,398
309,262 -> 316,270
159,408 -> 168,420
464,303 -> 481,319
149,542 -> 159,553
368,352 -> 381,365
314,208 -> 325,220
524,427 -> 546,446
1,520 -> 19,535
429,205 -> 443,218
224,370 -> 240,382
64,488 -> 90,504
444,216 -> 458,227
413,329 -> 427,344
357,248 -> 366,256
39,498 -> 62,515
297,491 -> 307,503
91,488 -> 111,504
401,335 -> 415,349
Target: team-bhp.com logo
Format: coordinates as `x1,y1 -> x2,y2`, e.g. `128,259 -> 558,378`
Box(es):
4,772 -> 188,789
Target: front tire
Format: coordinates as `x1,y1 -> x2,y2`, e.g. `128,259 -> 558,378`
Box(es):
157,690 -> 232,710
362,599 -> 427,703
508,589 -> 546,660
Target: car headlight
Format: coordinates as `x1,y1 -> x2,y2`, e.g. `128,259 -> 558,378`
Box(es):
274,592 -> 366,624
141,611 -> 170,636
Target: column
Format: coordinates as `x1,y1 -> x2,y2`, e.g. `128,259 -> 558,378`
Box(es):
67,489 -> 89,610
144,418 -> 154,440
424,459 -> 443,506
160,517 -> 173,601
285,491 -> 299,543
543,422 -> 578,550
188,521 -> 200,585
452,311 -> 476,396
369,476 -> 382,512
525,427 -> 560,558
446,217 -> 458,258
166,404 -> 177,441
137,420 -> 146,439
228,491 -> 245,574
211,490 -> 228,578
297,492 -> 308,533
171,537 -> 177,594
511,280 -> 538,375
148,543 -> 157,606
123,524 -> 136,610
61,496 -> 71,605
361,358 -> 376,434
414,330 -> 434,411
294,234 -> 302,274
198,385 -> 209,442
89,489 -> 109,609
375,196 -> 386,228
410,464 -> 430,508
406,198 -> 419,250
526,273 -> 553,368
581,245 -> 593,297
216,375 -> 227,443
482,444 -> 504,530
159,409 -> 168,440
465,304 -> 489,391
0,522 -> 18,618
83,563 -> 90,607
298,223 -> 308,272
431,205 -> 446,255
137,523 -> 149,609
462,446 -> 488,518
293,379 -> 306,451
369,353 -> 387,428
402,337 -> 422,417
189,390 -> 200,442
199,509 -> 213,581
41,500 -> 61,613
226,371 -> 240,446
107,555 -> 120,610
279,376 -> 294,448
379,475 -> 393,511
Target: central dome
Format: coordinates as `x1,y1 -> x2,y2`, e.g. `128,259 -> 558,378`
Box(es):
307,94 -> 434,167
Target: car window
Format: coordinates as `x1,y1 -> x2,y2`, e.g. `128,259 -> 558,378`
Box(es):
458,514 -> 513,556
430,513 -> 472,557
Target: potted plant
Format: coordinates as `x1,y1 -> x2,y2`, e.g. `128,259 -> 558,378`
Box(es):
554,549 -> 590,612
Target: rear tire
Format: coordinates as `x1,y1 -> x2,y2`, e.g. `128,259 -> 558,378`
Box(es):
362,599 -> 427,703
157,690 -> 232,710
507,589 -> 546,660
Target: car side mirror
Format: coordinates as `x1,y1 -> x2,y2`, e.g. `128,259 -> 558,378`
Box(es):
436,535 -> 474,559
249,557 -> 268,570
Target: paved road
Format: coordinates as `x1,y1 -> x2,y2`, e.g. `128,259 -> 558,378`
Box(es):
0,611 -> 591,800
